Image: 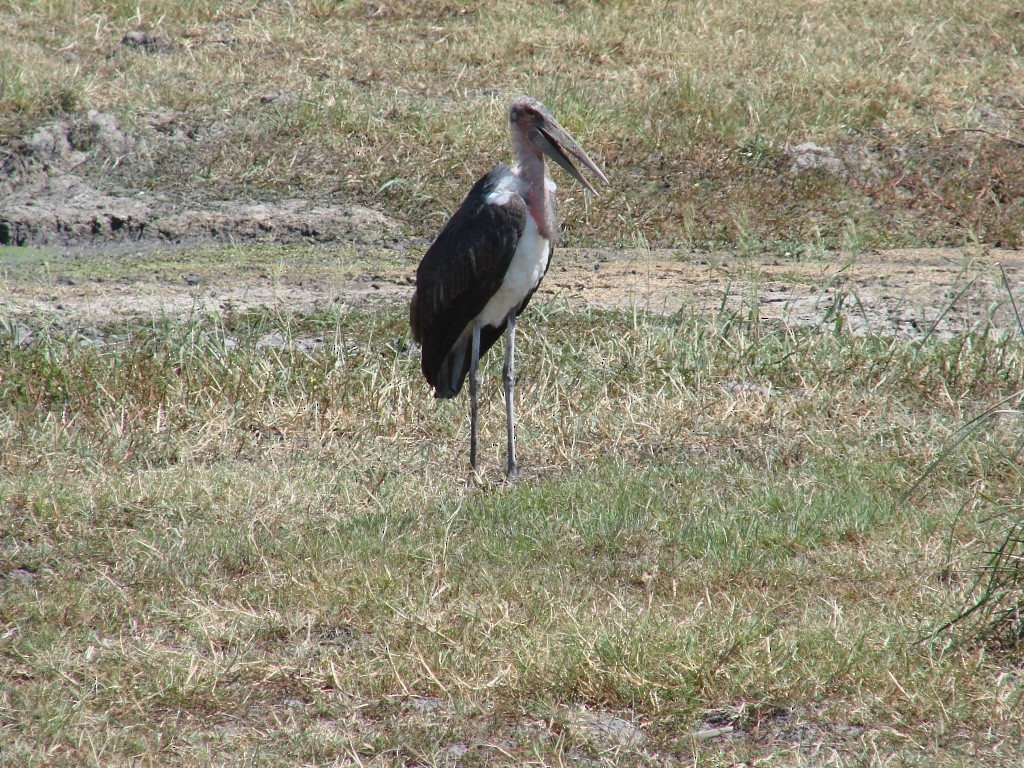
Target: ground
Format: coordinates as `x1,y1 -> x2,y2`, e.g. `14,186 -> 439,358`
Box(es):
4,242 -> 1022,345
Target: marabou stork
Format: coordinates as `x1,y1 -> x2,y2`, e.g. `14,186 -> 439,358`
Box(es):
410,96 -> 608,478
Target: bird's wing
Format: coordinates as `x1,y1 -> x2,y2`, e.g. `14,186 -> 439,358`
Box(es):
411,172 -> 527,397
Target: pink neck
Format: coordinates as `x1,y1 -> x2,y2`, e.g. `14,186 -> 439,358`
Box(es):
512,135 -> 552,238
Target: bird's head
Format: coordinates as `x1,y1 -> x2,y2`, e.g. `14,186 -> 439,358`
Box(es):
509,96 -> 609,195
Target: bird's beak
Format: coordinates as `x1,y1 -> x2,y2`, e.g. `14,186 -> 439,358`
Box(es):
532,120 -> 609,196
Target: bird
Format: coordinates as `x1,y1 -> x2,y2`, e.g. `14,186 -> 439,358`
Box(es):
410,96 -> 608,479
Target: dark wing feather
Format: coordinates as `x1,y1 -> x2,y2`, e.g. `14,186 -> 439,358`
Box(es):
410,169 -> 527,398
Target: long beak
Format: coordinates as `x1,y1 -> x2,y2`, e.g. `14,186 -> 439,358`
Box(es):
532,120 -> 609,196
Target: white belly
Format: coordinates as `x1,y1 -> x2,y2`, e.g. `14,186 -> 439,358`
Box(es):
477,214 -> 549,328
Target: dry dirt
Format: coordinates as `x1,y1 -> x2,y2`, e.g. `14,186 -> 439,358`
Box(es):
3,243 -> 1023,341
0,111 -> 403,252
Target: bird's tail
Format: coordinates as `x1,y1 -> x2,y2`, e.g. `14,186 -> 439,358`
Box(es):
427,324 -> 504,399
432,343 -> 466,399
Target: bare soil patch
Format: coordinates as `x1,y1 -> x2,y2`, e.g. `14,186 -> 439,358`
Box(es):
0,173 -> 400,251
0,111 -> 401,252
3,241 -> 1022,342
549,246 -> 1024,338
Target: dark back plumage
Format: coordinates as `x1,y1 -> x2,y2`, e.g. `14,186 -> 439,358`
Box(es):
410,167 -> 544,398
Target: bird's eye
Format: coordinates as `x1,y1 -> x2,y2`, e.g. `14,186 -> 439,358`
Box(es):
514,109 -> 536,124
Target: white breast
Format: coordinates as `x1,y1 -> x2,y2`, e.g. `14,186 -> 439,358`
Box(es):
477,211 -> 550,328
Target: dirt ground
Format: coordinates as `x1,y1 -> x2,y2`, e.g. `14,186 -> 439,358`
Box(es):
3,242 -> 1023,342
546,246 -> 1024,338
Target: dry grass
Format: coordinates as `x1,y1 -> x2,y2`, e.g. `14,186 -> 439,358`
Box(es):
2,0 -> 1023,247
2,256 -> 1024,764
2,1 -> 1024,764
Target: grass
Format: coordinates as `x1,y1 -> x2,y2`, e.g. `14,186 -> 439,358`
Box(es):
2,258 -> 1024,765
0,241 -> 400,286
2,1 -> 1023,764
2,1 -> 1024,248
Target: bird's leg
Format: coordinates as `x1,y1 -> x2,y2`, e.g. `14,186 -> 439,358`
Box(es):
469,321 -> 481,471
503,311 -> 518,480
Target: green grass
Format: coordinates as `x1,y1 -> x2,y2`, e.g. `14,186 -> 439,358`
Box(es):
2,281 -> 1023,765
